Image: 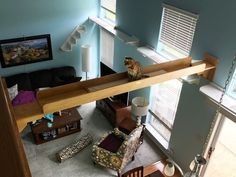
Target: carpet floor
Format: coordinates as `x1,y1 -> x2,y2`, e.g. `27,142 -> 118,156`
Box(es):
21,102 -> 165,177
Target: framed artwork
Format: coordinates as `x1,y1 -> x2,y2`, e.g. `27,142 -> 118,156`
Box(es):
0,34 -> 53,68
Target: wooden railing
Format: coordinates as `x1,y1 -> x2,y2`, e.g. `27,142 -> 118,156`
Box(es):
2,54 -> 218,132
0,78 -> 31,177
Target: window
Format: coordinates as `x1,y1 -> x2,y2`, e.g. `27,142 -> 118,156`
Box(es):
148,79 -> 182,143
147,4 -> 198,148
99,0 -> 116,69
100,28 -> 114,68
100,0 -> 116,24
157,4 -> 198,59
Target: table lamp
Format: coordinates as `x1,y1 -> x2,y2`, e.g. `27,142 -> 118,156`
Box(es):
184,154 -> 206,177
131,97 -> 149,126
164,159 -> 184,177
81,44 -> 91,80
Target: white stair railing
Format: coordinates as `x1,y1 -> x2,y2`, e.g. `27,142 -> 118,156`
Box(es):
60,25 -> 86,52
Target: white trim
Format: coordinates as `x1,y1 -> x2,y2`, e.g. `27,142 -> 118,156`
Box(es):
89,16 -> 140,47
137,46 -> 170,63
89,16 -> 115,35
200,83 -> 236,123
145,124 -> 169,150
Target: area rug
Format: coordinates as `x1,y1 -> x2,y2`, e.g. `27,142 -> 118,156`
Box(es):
21,102 -> 164,177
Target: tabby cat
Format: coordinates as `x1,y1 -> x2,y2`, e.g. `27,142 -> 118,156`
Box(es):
124,57 -> 148,81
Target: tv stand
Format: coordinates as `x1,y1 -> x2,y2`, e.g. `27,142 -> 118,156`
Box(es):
96,98 -> 131,127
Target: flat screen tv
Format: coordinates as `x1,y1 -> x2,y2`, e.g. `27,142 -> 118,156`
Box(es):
100,62 -> 129,106
0,34 -> 53,68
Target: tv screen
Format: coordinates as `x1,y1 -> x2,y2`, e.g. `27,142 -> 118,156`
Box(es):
100,62 -> 129,106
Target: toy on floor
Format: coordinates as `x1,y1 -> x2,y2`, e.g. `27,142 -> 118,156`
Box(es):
56,133 -> 93,163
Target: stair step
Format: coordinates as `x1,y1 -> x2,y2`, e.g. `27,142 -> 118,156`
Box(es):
60,25 -> 86,52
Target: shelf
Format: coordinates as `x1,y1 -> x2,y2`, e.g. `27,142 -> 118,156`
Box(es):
200,83 -> 236,123
1,54 -> 217,132
89,16 -> 141,47
60,25 -> 86,52
37,56 -> 217,114
89,16 -> 115,34
137,46 -> 170,63
14,101 -> 44,132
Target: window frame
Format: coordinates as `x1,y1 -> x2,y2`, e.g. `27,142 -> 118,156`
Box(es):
147,79 -> 183,145
156,4 -> 198,60
100,0 -> 116,25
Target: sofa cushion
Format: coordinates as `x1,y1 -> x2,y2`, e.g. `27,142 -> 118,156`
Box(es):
51,66 -> 76,79
5,73 -> 32,91
51,76 -> 82,87
50,66 -> 79,87
60,76 -> 82,84
29,69 -> 52,90
98,133 -> 124,153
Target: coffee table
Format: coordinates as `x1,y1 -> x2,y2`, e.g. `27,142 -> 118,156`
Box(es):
31,107 -> 82,144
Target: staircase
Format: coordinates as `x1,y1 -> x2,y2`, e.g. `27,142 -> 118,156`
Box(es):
60,25 -> 86,52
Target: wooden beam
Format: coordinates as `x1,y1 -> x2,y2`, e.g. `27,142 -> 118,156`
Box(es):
37,56 -> 216,114
0,78 -> 31,177
2,54 -> 217,131
1,78 -> 44,132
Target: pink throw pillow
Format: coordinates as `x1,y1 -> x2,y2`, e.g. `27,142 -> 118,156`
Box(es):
12,91 -> 36,106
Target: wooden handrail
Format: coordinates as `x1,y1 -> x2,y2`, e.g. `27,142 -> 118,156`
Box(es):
0,78 -> 31,176
37,56 -> 217,114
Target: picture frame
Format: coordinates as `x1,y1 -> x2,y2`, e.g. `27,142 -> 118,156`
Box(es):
0,34 -> 53,68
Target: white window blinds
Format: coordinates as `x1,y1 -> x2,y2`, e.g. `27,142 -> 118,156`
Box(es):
159,4 -> 198,56
101,0 -> 116,13
100,29 -> 114,68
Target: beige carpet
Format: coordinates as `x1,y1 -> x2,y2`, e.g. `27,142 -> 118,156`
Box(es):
21,102 -> 164,177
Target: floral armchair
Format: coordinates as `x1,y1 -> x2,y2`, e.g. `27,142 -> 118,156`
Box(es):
91,125 -> 143,176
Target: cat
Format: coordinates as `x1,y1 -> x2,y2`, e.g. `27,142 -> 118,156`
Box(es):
124,57 -> 148,81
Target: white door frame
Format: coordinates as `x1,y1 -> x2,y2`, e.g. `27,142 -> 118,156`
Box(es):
200,113 -> 225,176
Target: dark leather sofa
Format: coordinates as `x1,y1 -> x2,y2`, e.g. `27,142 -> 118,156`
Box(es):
5,66 -> 81,91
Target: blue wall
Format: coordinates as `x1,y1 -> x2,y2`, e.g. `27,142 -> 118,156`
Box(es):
117,0 -> 236,87
116,0 -> 235,171
0,0 -> 99,79
170,79 -> 215,171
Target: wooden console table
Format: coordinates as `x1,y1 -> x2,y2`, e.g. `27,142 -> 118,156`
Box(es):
31,108 -> 82,144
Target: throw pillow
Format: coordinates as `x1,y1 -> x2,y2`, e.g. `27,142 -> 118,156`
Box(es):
98,133 -> 124,153
5,73 -> 32,91
8,84 -> 18,101
51,76 -> 82,87
61,76 -> 82,84
51,76 -> 65,87
12,90 -> 36,106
